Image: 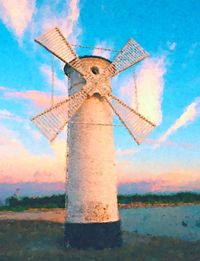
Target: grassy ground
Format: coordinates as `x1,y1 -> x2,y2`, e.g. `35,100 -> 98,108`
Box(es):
0,220 -> 200,261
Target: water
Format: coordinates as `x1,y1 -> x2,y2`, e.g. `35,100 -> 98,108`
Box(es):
120,205 -> 200,241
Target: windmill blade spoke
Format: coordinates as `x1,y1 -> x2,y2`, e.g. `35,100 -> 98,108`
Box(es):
35,28 -> 94,82
31,89 -> 89,142
103,39 -> 149,78
104,94 -> 156,144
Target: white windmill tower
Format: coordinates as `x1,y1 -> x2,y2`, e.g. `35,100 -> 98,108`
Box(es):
32,28 -> 156,249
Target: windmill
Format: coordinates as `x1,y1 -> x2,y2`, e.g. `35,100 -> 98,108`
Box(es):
31,27 -> 156,249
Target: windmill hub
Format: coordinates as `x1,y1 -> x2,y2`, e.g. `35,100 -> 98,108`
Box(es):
64,56 -> 112,97
32,27 -> 156,250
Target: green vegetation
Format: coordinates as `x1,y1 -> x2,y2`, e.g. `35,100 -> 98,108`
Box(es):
3,194 -> 65,210
0,220 -> 199,260
0,206 -> 28,212
118,192 -> 200,204
1,192 -> 200,211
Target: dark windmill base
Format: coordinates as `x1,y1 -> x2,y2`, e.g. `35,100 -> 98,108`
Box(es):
64,220 -> 122,250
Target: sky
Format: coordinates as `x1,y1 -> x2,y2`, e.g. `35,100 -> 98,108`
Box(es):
0,0 -> 200,194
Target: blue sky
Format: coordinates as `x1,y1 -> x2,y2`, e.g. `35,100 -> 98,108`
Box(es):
0,0 -> 199,192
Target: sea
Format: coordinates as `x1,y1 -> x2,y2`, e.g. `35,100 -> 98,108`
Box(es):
120,205 -> 200,241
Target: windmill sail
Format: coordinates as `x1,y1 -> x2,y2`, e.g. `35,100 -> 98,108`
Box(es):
32,89 -> 88,142
103,38 -> 149,78
35,28 -> 94,82
104,94 -> 156,144
35,28 -> 78,63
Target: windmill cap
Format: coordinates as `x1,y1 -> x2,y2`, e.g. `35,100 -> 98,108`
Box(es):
79,55 -> 111,63
64,55 -> 111,76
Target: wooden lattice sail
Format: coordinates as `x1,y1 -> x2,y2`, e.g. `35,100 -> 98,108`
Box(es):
105,94 -> 155,144
32,89 -> 88,141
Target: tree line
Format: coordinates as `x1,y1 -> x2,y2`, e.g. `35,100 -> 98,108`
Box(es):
2,191 -> 200,210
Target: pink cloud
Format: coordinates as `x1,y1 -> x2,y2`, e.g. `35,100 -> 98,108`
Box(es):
1,87 -> 65,110
4,89 -> 51,108
116,159 -> 200,192
0,124 -> 66,183
0,0 -> 35,39
0,123 -> 199,191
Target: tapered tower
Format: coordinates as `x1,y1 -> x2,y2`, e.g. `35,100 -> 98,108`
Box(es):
64,56 -> 121,248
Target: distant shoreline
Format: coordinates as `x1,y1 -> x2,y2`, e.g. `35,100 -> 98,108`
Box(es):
119,202 -> 200,208
1,202 -> 200,213
2,191 -> 200,211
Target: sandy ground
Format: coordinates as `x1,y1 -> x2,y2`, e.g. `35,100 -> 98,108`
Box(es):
0,208 -> 66,223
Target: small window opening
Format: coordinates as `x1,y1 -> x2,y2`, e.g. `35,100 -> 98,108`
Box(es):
91,66 -> 99,75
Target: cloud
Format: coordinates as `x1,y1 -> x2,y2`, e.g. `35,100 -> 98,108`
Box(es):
116,158 -> 200,193
40,64 -> 68,95
135,58 -> 166,125
146,138 -> 195,150
187,42 -> 199,57
0,120 -> 199,192
4,89 -> 51,108
0,0 -> 35,40
0,0 -> 81,48
1,86 -> 65,110
116,160 -> 146,184
134,57 -> 166,125
167,41 -> 176,51
157,97 -> 200,145
65,0 -> 80,42
0,109 -> 22,122
0,124 -> 66,183
92,41 -> 112,60
116,148 -> 139,158
0,86 -> 7,91
23,123 -> 42,141
33,0 -> 81,44
149,170 -> 200,192
118,56 -> 166,125
118,76 -> 136,107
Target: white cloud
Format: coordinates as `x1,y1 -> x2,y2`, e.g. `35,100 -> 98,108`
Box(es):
167,41 -> 176,51
92,41 -> 112,60
65,0 -> 81,43
157,97 -> 200,145
0,0 -> 35,40
118,56 -> 166,125
116,147 -> 140,158
40,64 -> 68,96
118,75 -> 136,107
33,0 -> 81,44
134,57 -> 166,125
187,42 -> 199,57
0,109 -> 22,122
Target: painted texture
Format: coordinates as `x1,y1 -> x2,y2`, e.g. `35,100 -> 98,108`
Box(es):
67,57 -> 119,223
